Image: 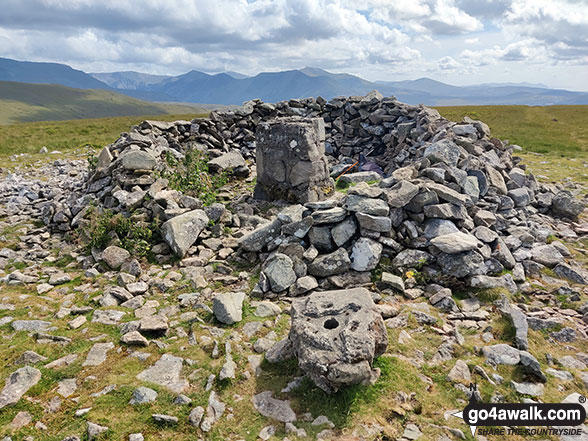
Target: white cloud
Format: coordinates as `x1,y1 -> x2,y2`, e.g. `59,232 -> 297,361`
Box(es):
0,0 -> 586,90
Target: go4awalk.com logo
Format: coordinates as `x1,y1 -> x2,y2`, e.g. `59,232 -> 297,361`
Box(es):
452,384 -> 587,438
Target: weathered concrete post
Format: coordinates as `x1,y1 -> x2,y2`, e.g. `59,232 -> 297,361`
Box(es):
254,117 -> 335,203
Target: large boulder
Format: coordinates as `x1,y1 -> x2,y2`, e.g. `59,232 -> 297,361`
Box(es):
288,288 -> 388,393
161,209 -> 209,257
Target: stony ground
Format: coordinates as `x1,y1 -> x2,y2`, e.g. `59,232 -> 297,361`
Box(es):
0,152 -> 587,441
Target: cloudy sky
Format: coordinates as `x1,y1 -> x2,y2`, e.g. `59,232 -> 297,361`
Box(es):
1,0 -> 587,91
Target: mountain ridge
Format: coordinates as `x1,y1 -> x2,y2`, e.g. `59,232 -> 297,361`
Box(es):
1,57 -> 587,106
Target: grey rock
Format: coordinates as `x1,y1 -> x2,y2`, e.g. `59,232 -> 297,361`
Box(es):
11,320 -> 51,332
161,209 -> 209,257
531,244 -> 563,267
254,301 -> 281,317
424,203 -> 467,220
120,330 -> 149,347
289,288 -> 388,393
189,406 -> 205,427
350,238 -> 382,271
92,309 -> 125,325
550,327 -> 577,342
139,315 -> 168,334
551,190 -> 585,219
262,253 -> 297,292
331,218 -> 357,247
200,391 -> 225,432
438,250 -> 485,278
483,344 -> 520,366
553,263 -> 588,284
311,207 -> 347,224
344,195 -> 389,216
447,360 -> 470,382
129,386 -> 158,405
423,139 -> 460,166
384,180 -> 419,208
485,165 -> 507,195
430,232 -> 480,254
423,219 -> 459,239
83,342 -> 114,366
87,421 -> 109,441
101,245 -> 130,270
152,414 -> 178,425
470,274 -> 517,294
339,171 -> 381,184
265,338 -> 295,363
308,225 -> 335,252
57,378 -> 78,397
0,366 -> 42,409
239,219 -> 282,252
121,150 -> 156,171
508,188 -> 530,207
137,354 -> 188,394
14,351 -> 47,365
519,351 -> 547,383
381,272 -> 404,292
212,292 -> 245,325
208,151 -> 245,173
392,249 -> 432,269
307,248 -> 351,277
290,275 -> 318,296
511,381 -> 544,397
252,391 -> 296,423
355,212 -> 391,232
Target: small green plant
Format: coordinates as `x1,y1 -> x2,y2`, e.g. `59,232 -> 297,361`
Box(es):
86,208 -> 157,257
162,149 -> 228,206
87,153 -> 98,173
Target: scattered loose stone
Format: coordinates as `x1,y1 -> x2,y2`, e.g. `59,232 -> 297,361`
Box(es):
212,292 -> 245,325
252,391 -> 297,423
137,354 -> 188,394
0,366 -> 42,409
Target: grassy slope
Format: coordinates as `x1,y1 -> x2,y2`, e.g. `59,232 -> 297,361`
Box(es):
436,105 -> 588,185
436,105 -> 588,156
0,114 -> 207,159
0,81 -> 205,125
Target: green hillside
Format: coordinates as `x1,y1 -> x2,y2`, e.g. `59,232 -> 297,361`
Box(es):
0,113 -> 207,158
0,81 -> 205,124
436,105 -> 588,157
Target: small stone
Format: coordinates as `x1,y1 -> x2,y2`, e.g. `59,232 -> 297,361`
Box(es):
83,342 -> 114,366
87,421 -> 109,441
254,301 -> 281,317
152,414 -> 178,425
121,331 -> 149,347
129,387 -> 158,405
252,391 -> 296,422
447,360 -> 471,383
189,406 -> 205,427
212,292 -> 245,325
101,246 -> 130,270
68,316 -> 87,330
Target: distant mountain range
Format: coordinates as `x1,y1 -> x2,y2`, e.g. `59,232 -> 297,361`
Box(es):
1,57 -> 588,106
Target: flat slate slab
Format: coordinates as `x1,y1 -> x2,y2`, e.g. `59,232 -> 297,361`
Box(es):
137,354 -> 188,394
0,366 -> 42,409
